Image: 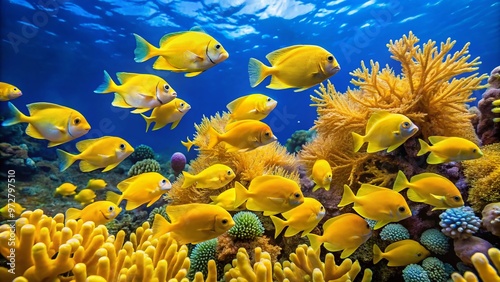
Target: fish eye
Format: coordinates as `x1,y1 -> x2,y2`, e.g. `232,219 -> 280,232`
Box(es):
161,179 -> 167,184
74,118 -> 80,125
366,224 -> 370,229
265,132 -> 270,137
453,196 -> 461,202
294,193 -> 301,198
215,44 -> 221,49
164,84 -> 170,91
119,144 -> 125,150
327,55 -> 333,62
320,206 -> 324,210
108,206 -> 115,212
472,149 -> 477,153
14,88 -> 17,91
227,170 -> 232,175
398,207 -> 406,212
267,97 -> 272,102
417,252 -> 422,257
180,103 -> 185,107
222,219 -> 228,224
402,121 -> 410,128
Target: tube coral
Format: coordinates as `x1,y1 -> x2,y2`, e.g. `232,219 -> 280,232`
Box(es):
451,247 -> 500,282
300,32 -> 487,190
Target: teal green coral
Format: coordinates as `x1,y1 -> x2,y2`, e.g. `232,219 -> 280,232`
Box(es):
421,257 -> 449,282
187,238 -> 217,280
420,229 -> 450,255
130,144 -> 156,162
380,223 -> 410,242
127,158 -> 161,177
228,211 -> 264,240
285,129 -> 316,154
403,264 -> 431,282
147,205 -> 169,226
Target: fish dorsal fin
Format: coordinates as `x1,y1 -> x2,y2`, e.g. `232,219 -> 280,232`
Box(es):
76,136 -> 109,152
167,203 -> 204,223
249,175 -> 282,190
224,120 -> 254,131
159,31 -> 188,47
116,175 -> 143,192
26,102 -> 67,115
266,45 -> 305,65
116,72 -> 140,84
226,96 -> 247,113
385,239 -> 413,252
190,26 -> 206,33
428,136 -> 449,144
410,172 -> 446,183
366,111 -> 391,132
357,184 -> 389,197
322,213 -> 351,230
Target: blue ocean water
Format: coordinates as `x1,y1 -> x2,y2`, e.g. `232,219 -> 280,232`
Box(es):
1,0 -> 499,159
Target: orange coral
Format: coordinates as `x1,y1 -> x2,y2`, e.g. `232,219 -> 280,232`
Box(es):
301,31 -> 487,190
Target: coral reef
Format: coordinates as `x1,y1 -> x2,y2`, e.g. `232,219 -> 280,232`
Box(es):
439,206 -> 481,239
475,66 -> 500,145
127,158 -> 161,177
421,257 -> 449,282
227,211 -> 264,240
300,31 -> 487,191
0,142 -> 36,179
216,233 -> 281,265
285,129 -> 316,154
402,264 -> 431,282
168,112 -> 298,205
453,236 -> 493,266
379,223 -> 410,242
451,247 -> 500,282
170,152 -> 187,175
129,144 -> 156,162
419,229 -> 451,255
187,238 -> 218,280
482,202 -> 500,236
463,143 -> 500,212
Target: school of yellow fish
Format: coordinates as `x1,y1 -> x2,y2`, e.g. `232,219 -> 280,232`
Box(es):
0,25 -> 486,269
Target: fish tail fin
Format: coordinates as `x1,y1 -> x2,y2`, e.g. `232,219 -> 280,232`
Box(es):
373,244 -> 383,264
2,102 -> 27,126
106,191 -> 122,206
181,137 -> 194,152
207,126 -> 221,149
306,233 -> 323,251
65,208 -> 82,222
94,70 -> 119,94
338,184 -> 356,207
417,139 -> 431,156
270,215 -> 287,239
56,149 -> 78,172
133,33 -> 159,62
180,171 -> 196,188
140,113 -> 153,132
233,181 -> 249,209
351,132 -> 365,152
393,170 -> 410,192
152,214 -> 172,239
248,58 -> 270,87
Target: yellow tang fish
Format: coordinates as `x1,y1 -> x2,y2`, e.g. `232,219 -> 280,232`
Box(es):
207,120 -> 277,152
233,176 -> 304,216
352,111 -> 418,153
65,201 -> 121,226
338,184 -> 411,230
373,239 -> 430,266
181,164 -> 235,189
56,136 -> 134,172
270,197 -> 325,238
226,94 -> 277,122
151,203 -> 235,245
54,183 -> 77,196
134,27 -> 229,77
0,202 -> 26,218
94,71 -> 177,114
0,82 -> 22,101
74,189 -> 96,206
106,172 -> 171,211
2,102 -> 91,147
393,170 -> 464,210
85,179 -> 107,190
209,188 -> 245,211
140,98 -> 191,132
417,136 -> 483,164
248,45 -> 340,92
306,213 -> 372,259
311,159 -> 332,192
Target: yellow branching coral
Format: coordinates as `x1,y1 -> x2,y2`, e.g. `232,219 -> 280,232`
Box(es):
301,32 -> 487,188
0,209 -> 190,282
463,142 -> 500,212
169,111 -> 298,205
223,245 -> 372,282
451,247 -> 500,282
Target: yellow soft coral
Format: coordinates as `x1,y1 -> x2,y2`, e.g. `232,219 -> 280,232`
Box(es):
463,142 -> 500,212
301,31 -> 487,189
0,209 -> 191,282
451,247 -> 500,282
169,111 -> 298,205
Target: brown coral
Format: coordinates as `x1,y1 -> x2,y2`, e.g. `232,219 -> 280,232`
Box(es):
300,31 -> 487,191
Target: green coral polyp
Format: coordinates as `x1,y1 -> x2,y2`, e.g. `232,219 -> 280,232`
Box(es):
128,158 -> 161,177
187,238 -> 217,280
228,211 -> 264,240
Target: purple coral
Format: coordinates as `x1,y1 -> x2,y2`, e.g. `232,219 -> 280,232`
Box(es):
481,202 -> 500,236
170,152 -> 186,175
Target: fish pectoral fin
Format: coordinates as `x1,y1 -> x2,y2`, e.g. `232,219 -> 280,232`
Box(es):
429,193 -> 445,201
185,71 -> 203,77
55,125 -> 66,133
268,197 -> 285,204
98,154 -> 112,159
184,50 -> 204,62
